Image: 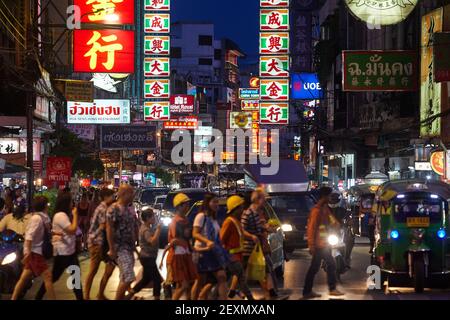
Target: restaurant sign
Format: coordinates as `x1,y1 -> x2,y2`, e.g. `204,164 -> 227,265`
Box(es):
343,51 -> 417,92
67,99 -> 130,124
101,125 -> 156,150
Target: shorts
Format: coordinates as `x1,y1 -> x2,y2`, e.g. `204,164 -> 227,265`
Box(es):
89,245 -> 108,264
24,252 -> 48,277
117,249 -> 136,283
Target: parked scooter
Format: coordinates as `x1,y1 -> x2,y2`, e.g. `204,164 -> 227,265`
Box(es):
0,230 -> 26,299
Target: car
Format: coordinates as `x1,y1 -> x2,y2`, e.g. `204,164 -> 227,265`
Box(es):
186,198 -> 286,278
134,187 -> 170,215
267,192 -> 317,253
158,188 -> 212,247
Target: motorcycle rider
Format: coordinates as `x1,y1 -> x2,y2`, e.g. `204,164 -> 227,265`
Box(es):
302,187 -> 344,299
328,192 -> 354,269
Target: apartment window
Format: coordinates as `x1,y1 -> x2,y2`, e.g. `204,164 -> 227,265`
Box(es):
214,49 -> 222,60
198,58 -> 213,66
171,47 -> 182,58
198,35 -> 213,46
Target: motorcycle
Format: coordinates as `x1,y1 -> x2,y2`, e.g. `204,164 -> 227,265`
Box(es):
322,231 -> 348,282
0,230 -> 25,299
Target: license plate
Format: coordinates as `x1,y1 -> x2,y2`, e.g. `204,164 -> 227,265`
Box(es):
406,217 -> 430,228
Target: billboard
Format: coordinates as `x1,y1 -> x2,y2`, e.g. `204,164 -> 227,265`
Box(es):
342,51 -> 417,92
291,73 -> 323,99
239,88 -> 260,99
260,9 -> 289,31
144,36 -> 170,55
73,30 -> 135,73
144,79 -> 170,98
229,112 -> 253,129
344,0 -> 418,26
67,100 -> 130,124
163,117 -> 199,130
74,0 -> 135,24
144,13 -> 170,33
420,8 -> 445,138
101,125 -> 157,150
144,57 -> 170,77
170,95 -> 195,114
46,157 -> 72,186
260,32 -> 289,54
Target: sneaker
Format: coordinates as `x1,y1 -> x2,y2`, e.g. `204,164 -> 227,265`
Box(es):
302,292 -> 322,299
329,289 -> 345,296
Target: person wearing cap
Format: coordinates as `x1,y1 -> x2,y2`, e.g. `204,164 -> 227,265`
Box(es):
302,187 -> 344,299
220,195 -> 257,300
167,193 -> 197,300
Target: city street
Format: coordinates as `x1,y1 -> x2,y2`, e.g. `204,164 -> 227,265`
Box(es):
5,239 -> 449,301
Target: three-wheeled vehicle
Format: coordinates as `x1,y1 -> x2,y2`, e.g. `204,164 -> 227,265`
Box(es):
372,180 -> 450,293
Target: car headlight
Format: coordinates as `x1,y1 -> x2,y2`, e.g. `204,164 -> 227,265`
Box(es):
1,252 -> 17,265
328,235 -> 339,246
161,217 -> 172,226
281,224 -> 293,232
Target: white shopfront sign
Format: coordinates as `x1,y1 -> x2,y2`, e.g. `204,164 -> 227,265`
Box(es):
67,100 -> 131,124
0,138 -> 41,161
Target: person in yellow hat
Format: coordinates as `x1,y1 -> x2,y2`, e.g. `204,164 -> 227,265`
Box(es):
220,195 -> 257,300
167,193 -> 197,300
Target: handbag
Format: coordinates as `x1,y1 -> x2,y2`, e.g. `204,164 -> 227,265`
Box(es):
247,243 -> 266,281
38,214 -> 53,259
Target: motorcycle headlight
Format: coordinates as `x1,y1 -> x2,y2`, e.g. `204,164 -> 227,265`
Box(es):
328,235 -> 339,246
161,217 -> 172,226
1,252 -> 17,265
281,224 -> 293,232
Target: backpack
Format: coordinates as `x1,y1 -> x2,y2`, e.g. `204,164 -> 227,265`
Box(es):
37,214 -> 53,259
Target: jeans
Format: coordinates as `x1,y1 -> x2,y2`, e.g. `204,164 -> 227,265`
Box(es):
35,253 -> 83,300
303,248 -> 337,295
132,257 -> 162,297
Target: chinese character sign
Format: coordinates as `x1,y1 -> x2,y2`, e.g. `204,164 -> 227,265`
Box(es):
144,14 -> 170,33
144,57 -> 170,77
260,0 -> 289,7
145,0 -> 170,10
260,9 -> 289,31
260,32 -> 289,54
74,0 -> 135,24
260,56 -> 289,77
73,29 -> 135,73
144,102 -> 170,121
260,79 -> 289,100
260,102 -> 289,124
144,36 -> 170,55
144,79 -> 170,98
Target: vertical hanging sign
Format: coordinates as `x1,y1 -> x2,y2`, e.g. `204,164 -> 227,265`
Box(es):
144,0 -> 171,122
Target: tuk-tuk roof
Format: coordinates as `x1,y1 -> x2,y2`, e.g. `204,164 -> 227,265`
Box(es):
349,184 -> 379,196
376,180 -> 450,201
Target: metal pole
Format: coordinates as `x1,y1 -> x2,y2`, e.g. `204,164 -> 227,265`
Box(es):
26,91 -> 35,208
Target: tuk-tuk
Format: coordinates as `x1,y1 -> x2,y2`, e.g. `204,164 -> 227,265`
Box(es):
372,180 -> 450,293
348,184 -> 379,237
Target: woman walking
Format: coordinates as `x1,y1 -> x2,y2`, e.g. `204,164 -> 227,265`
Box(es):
77,192 -> 90,251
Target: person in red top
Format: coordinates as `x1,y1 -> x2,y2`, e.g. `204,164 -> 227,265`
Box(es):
302,187 -> 344,299
220,195 -> 257,300
167,193 -> 197,300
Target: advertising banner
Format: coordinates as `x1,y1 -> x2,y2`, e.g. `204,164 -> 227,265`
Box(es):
67,99 -> 131,124
64,80 -> 94,102
342,51 -> 417,92
170,95 -> 195,113
241,100 -> 260,111
291,73 -> 323,99
65,124 -> 96,140
46,157 -> 72,185
101,125 -> 156,150
144,79 -> 170,98
239,88 -> 260,99
144,57 -> 170,77
229,112 -> 253,129
144,14 -> 170,33
73,30 -> 135,73
163,117 -> 199,130
74,0 -> 135,24
260,9 -> 289,31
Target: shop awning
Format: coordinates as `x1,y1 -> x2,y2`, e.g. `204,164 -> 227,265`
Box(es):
0,162 -> 30,174
244,160 -> 309,193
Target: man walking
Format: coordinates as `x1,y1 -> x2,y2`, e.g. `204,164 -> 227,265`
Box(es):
106,185 -> 139,300
302,187 -> 344,299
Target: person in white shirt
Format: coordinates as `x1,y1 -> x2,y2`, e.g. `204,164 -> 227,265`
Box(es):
11,196 -> 56,300
35,190 -> 83,300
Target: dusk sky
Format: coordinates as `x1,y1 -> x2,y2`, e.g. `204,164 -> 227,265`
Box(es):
172,0 -> 260,63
